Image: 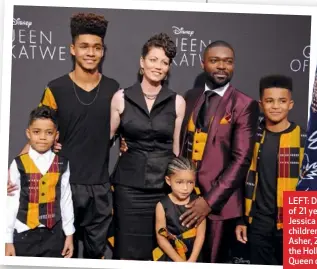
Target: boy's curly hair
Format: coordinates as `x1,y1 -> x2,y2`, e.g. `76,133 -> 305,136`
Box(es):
28,105 -> 58,129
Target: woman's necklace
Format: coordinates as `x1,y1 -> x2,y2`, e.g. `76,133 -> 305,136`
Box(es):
142,85 -> 161,100
143,92 -> 158,100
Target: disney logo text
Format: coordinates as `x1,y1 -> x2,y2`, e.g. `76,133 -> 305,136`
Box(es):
13,18 -> 32,28
172,26 -> 194,37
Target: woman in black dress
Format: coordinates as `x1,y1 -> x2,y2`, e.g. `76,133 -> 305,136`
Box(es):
110,33 -> 186,260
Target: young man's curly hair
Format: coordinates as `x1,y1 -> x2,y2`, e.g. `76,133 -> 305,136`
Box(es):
70,12 -> 108,43
142,33 -> 177,63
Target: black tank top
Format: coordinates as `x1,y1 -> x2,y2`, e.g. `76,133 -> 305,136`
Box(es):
112,82 -> 177,189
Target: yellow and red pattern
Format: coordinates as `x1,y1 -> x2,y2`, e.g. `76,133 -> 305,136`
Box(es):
16,153 -> 64,229
152,227 -> 197,261
245,123 -> 306,229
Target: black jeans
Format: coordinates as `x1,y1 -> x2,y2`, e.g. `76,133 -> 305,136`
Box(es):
248,213 -> 283,265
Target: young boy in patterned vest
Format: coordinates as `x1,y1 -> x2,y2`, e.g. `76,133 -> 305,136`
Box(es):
5,105 -> 75,257
235,75 -> 306,265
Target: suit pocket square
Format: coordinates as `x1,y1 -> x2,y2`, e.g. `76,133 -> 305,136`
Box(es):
220,113 -> 232,124
220,117 -> 229,124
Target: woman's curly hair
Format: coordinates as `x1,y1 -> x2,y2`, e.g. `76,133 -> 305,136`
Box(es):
142,33 -> 177,63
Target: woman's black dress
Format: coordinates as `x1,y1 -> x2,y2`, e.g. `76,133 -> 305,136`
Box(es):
111,82 -> 177,260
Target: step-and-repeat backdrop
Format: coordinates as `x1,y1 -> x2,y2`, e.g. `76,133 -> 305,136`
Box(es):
8,4 -> 312,264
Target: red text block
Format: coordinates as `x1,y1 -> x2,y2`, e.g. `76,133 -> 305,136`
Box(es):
284,191 -> 317,269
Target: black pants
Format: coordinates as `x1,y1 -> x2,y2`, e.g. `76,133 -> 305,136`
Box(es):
71,183 -> 113,259
248,214 -> 283,265
14,221 -> 64,257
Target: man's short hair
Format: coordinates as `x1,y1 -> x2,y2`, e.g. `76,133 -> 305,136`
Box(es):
204,40 -> 235,58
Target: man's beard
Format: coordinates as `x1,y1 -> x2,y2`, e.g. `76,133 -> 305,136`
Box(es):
205,71 -> 232,88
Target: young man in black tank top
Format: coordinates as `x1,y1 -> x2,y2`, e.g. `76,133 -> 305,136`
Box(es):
235,75 -> 306,265
7,13 -> 120,259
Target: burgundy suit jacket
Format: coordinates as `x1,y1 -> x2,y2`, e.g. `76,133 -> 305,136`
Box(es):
180,84 -> 260,220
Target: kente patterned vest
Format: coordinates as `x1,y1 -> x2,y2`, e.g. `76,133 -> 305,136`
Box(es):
186,114 -> 213,164
15,153 -> 68,229
185,93 -> 221,166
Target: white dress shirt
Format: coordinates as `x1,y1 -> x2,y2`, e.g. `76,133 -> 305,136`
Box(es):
204,82 -> 230,97
6,146 -> 75,243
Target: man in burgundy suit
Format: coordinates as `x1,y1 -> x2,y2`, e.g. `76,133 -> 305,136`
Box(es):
179,40 -> 260,263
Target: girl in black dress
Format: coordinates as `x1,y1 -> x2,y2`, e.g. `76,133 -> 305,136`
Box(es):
153,156 -> 206,262
110,33 -> 186,260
